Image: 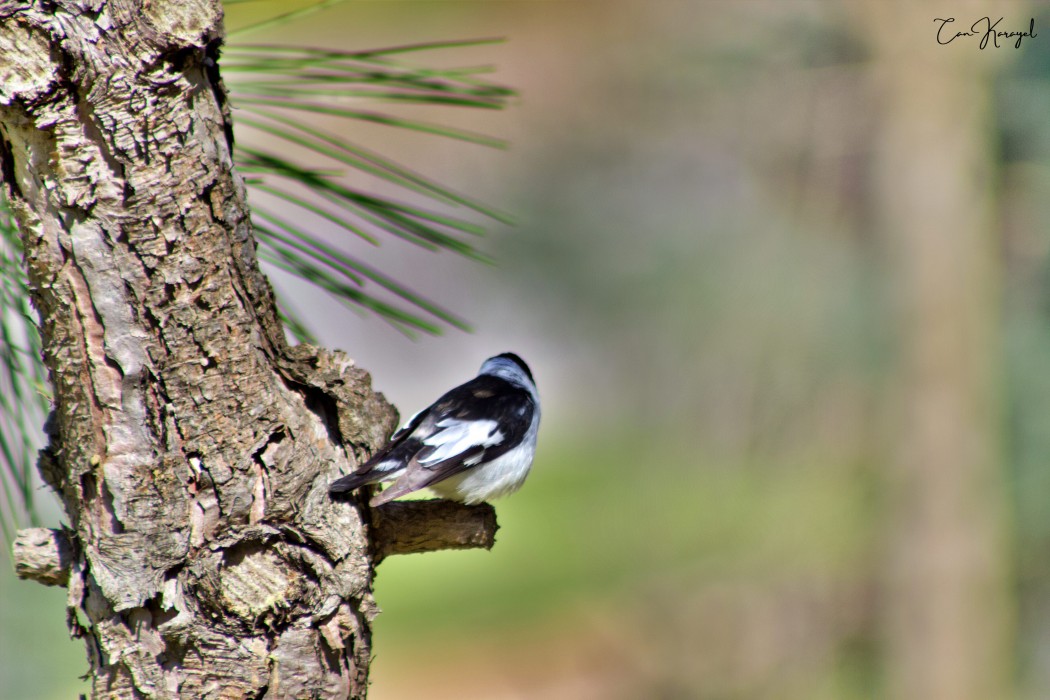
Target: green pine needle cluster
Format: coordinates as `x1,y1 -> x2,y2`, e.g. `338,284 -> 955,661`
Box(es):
227,38 -> 514,338
0,202 -> 50,544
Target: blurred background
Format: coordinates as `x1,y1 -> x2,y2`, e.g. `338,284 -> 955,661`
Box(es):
5,0 -> 1050,698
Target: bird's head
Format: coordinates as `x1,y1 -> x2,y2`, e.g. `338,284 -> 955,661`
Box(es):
480,352 -> 534,386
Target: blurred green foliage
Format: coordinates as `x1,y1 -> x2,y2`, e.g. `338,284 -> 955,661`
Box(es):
0,551 -> 85,697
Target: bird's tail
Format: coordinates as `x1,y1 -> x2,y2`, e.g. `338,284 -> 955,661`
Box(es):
328,470 -> 378,497
330,439 -> 417,500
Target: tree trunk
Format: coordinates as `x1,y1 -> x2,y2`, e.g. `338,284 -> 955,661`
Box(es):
0,3 -> 494,697
852,2 -> 1017,699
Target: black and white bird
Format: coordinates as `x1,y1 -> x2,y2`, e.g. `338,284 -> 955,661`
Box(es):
329,353 -> 540,507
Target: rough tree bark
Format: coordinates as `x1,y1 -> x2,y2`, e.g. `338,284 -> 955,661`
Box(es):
0,2 -> 496,697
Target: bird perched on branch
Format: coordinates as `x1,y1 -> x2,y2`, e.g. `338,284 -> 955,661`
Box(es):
329,353 -> 540,507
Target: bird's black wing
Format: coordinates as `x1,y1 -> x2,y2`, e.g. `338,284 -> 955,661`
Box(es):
328,397 -> 433,496
366,375 -> 536,505
414,374 -> 535,467
332,373 -> 535,501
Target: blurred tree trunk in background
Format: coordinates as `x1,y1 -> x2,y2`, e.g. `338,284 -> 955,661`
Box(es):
0,2 -> 398,697
854,2 -> 1018,699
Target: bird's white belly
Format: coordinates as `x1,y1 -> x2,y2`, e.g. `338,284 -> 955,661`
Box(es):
429,438 -> 536,504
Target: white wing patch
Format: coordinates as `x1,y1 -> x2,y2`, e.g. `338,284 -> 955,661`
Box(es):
374,459 -> 404,474
420,418 -> 503,465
